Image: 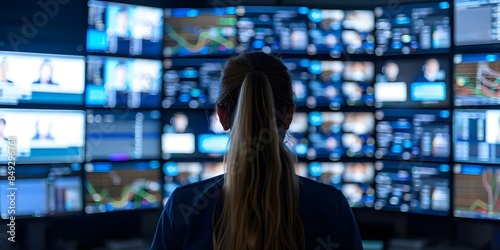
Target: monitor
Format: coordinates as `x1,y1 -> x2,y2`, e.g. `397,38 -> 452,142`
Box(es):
0,51 -> 85,106
0,109 -> 85,164
0,164 -> 82,219
87,0 -> 163,57
85,109 -> 161,161
454,110 -> 500,164
374,1 -> 451,56
283,59 -> 374,109
375,109 -> 451,162
235,6 -> 309,54
86,56 -> 162,109
307,161 -> 375,207
454,164 -> 500,220
162,110 -> 229,159
164,8 -> 237,57
163,58 -> 224,109
454,54 -> 500,106
307,9 -> 375,55
374,161 -> 450,216
455,0 -> 500,46
84,161 -> 162,214
374,57 -> 450,108
307,111 -> 375,160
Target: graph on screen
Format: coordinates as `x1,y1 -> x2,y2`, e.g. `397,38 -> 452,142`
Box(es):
84,162 -> 162,213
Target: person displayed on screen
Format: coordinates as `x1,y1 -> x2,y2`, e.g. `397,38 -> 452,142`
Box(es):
376,61 -> 400,82
345,62 -> 368,82
32,59 -> 58,85
166,112 -> 192,133
0,118 -> 8,141
0,59 -> 14,85
151,51 -> 363,250
415,58 -> 444,82
32,117 -> 55,140
112,8 -> 131,38
344,163 -> 372,183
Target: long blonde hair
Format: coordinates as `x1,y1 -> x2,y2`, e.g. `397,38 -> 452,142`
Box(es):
213,52 -> 305,250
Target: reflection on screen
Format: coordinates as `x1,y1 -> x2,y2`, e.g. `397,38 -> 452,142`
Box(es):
0,51 -> 84,105
0,109 -> 85,164
375,109 -> 451,162
454,54 -> 500,106
283,59 -> 374,109
374,161 -> 450,215
454,110 -> 500,164
87,1 -> 163,57
235,6 -> 309,54
163,58 -> 224,109
85,110 -> 161,161
164,8 -> 237,57
307,112 -> 375,160
374,1 -> 451,56
162,110 -> 229,159
307,162 -> 375,207
0,164 -> 82,218
454,164 -> 500,220
455,0 -> 500,46
374,57 -> 449,108
86,56 -> 162,109
84,161 -> 162,214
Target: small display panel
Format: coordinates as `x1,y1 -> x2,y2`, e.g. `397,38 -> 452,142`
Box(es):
0,51 -> 85,106
87,0 -> 163,57
455,0 -> 500,46
84,161 -> 162,213
374,161 -> 451,216
374,1 -> 451,56
0,164 -> 82,218
164,8 -> 237,57
375,109 -> 451,162
85,109 -> 161,162
454,110 -> 500,164
86,56 -> 162,109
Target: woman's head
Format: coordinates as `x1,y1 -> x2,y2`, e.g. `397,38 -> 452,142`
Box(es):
216,51 -> 295,135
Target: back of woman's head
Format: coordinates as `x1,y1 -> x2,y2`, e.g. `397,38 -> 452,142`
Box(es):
213,51 -> 304,250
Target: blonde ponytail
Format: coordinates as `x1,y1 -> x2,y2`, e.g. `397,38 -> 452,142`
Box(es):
213,52 -> 304,250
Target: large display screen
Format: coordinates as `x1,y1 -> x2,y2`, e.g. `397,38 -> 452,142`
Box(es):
0,51 -> 85,106
454,54 -> 500,106
375,109 -> 451,162
283,59 -> 375,109
307,112 -> 375,160
162,110 -> 229,159
84,161 -> 162,213
0,164 -> 82,218
86,56 -> 162,109
307,9 -> 375,55
85,109 -> 161,161
164,8 -> 237,57
307,162 -> 375,207
374,161 -> 450,216
235,6 -> 309,54
455,0 -> 500,46
454,164 -> 500,220
87,0 -> 163,57
374,57 -> 450,108
163,58 -> 224,109
454,110 -> 500,164
0,109 -> 85,164
374,1 -> 451,56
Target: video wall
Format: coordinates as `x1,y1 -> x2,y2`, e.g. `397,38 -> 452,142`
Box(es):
1,0 -> 500,222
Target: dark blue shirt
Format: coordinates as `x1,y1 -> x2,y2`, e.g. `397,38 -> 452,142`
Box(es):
151,175 -> 363,250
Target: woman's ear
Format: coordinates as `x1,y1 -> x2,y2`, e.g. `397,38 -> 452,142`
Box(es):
284,105 -> 295,130
217,104 -> 230,131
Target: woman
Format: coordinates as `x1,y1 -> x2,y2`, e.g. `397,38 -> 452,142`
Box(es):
151,51 -> 363,250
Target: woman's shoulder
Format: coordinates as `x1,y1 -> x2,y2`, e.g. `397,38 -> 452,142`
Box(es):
169,175 -> 224,203
297,176 -> 343,194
